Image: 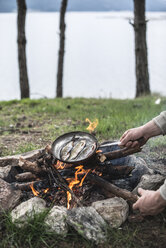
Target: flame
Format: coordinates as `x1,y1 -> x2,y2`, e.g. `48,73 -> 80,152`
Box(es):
30,183 -> 40,196
85,118 -> 98,133
66,165 -> 91,209
30,183 -> 49,197
96,149 -> 102,153
54,160 -> 65,170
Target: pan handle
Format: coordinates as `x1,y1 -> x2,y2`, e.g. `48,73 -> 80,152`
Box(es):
122,136 -> 146,148
99,137 -> 146,149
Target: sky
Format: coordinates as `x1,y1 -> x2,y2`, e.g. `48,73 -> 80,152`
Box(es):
0,0 -> 166,12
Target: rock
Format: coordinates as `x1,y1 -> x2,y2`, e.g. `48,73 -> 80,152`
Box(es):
45,206 -> 68,235
92,197 -> 129,228
0,148 -> 45,167
133,174 -> 165,194
0,165 -> 12,179
0,178 -> 22,213
111,156 -> 152,191
0,165 -> 18,182
67,206 -> 107,244
11,197 -> 46,227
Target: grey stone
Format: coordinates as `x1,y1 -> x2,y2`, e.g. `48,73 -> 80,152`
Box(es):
133,174 -> 165,194
67,206 -> 107,244
0,165 -> 12,179
92,197 -> 129,228
45,206 -> 68,235
0,178 -> 22,213
11,197 -> 46,227
111,155 -> 153,191
128,156 -> 153,174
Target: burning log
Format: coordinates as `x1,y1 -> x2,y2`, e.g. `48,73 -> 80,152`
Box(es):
15,172 -> 37,182
87,174 -> 138,203
47,164 -> 83,207
13,180 -> 41,191
97,165 -> 134,179
98,146 -> 142,162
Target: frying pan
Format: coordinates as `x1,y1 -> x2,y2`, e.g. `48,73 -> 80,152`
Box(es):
52,131 -> 98,165
51,131 -> 145,166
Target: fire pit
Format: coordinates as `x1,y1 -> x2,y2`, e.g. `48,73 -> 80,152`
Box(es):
0,136 -> 150,209
0,137 -> 160,244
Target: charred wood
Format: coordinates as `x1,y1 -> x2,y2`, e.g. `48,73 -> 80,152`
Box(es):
19,157 -> 46,174
98,165 -> 134,179
13,180 -> 41,191
15,172 -> 37,182
87,174 -> 138,203
100,147 -> 142,161
48,164 -> 83,207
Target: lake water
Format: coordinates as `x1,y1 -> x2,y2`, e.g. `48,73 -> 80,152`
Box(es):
0,11 -> 166,100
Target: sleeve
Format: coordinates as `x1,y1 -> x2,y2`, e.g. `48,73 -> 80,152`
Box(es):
159,180 -> 166,201
153,111 -> 166,135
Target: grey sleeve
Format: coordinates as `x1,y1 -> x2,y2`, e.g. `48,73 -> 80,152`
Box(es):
153,111 -> 166,135
159,180 -> 166,200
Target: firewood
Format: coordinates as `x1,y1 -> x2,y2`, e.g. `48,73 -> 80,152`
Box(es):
0,148 -> 45,167
0,178 -> 22,212
87,174 -> 138,203
96,164 -> 134,177
99,146 -> 142,162
14,180 -> 41,191
15,172 -> 37,182
19,157 -> 46,174
100,188 -> 115,198
53,162 -> 73,170
48,164 -> 83,207
45,144 -> 52,154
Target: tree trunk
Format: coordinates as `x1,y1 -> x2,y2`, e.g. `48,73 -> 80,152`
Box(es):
133,0 -> 150,97
56,0 -> 68,98
17,0 -> 30,99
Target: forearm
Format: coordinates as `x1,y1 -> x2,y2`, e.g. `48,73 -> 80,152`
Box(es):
120,111 -> 166,147
153,111 -> 166,135
141,120 -> 162,139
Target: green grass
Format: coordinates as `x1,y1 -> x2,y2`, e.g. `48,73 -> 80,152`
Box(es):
1,210 -> 166,248
148,136 -> 166,148
0,211 -> 93,248
0,96 -> 166,143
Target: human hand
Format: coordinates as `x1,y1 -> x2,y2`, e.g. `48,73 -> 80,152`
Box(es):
133,188 -> 166,216
120,120 -> 162,148
120,126 -> 148,148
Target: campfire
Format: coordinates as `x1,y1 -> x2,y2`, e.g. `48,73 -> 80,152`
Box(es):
0,119 -> 147,211
1,118 -> 158,243
0,116 -> 165,245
